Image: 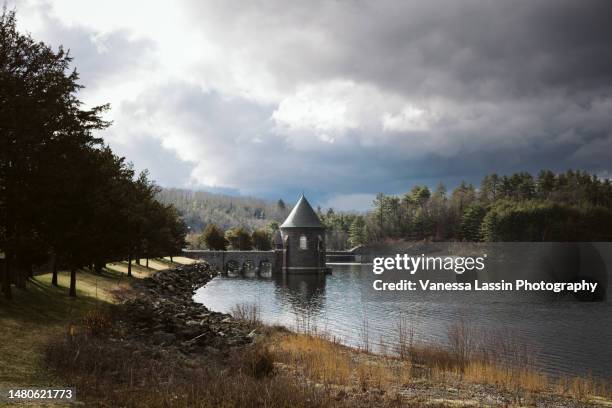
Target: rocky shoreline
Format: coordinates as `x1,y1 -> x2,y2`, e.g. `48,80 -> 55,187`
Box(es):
118,262 -> 254,355
95,262 -> 609,407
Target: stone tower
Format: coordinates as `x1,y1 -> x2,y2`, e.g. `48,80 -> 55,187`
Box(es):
280,194 -> 326,273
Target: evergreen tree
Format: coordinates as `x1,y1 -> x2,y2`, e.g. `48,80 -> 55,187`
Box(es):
251,229 -> 272,250
225,227 -> 253,250
460,204 -> 487,241
199,224 -> 227,250
348,217 -> 366,247
0,10 -> 188,299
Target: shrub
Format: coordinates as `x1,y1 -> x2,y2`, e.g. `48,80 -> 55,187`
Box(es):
81,308 -> 112,337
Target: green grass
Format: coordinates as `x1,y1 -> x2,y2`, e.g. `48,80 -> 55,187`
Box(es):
0,258 -> 186,395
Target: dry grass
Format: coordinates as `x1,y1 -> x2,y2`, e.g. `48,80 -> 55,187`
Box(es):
45,329 -> 333,408
80,308 -> 113,337
231,302 -> 262,326
405,343 -> 458,370
447,318 -> 475,369
461,361 -> 612,403
274,333 -> 353,385
555,375 -> 611,401
270,312 -> 612,404
359,306 -> 371,353
431,319 -> 611,401
395,313 -> 415,360
462,361 -> 549,393
271,333 -> 412,393
271,328 -> 612,406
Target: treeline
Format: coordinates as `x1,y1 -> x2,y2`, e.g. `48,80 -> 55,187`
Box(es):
339,169 -> 612,246
0,10 -> 187,300
157,188 -> 290,233
317,209 -> 363,250
195,224 -> 276,251
187,168 -> 612,251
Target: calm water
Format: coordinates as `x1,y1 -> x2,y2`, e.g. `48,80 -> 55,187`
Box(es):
194,263 -> 612,379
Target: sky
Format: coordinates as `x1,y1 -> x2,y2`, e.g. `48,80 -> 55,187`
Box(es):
9,0 -> 612,211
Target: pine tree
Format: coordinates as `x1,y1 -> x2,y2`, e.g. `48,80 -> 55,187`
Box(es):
348,217 -> 366,247
200,224 -> 227,250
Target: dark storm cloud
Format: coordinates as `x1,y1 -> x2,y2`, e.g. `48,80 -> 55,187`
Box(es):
14,0 -> 612,209
187,0 -> 612,100
334,0 -> 612,100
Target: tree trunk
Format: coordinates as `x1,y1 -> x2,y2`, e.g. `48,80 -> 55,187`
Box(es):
51,254 -> 58,286
170,256 -> 173,263
69,268 -> 77,297
2,256 -> 11,300
15,265 -> 26,289
135,257 -> 141,266
145,258 -> 149,268
127,253 -> 132,277
94,260 -> 103,275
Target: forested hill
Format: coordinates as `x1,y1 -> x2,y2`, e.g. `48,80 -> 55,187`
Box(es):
157,188 -> 291,232
159,169 -> 612,250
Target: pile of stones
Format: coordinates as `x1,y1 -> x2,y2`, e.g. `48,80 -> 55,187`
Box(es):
119,262 -> 253,355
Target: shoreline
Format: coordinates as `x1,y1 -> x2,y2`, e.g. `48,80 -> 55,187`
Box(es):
25,261 -> 611,407
118,262 -> 254,354
126,263 -> 612,407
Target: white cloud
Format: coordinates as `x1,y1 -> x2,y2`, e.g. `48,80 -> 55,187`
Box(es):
273,81 -> 358,135
382,105 -> 432,132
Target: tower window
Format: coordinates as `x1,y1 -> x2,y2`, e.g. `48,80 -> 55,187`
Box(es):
299,235 -> 307,250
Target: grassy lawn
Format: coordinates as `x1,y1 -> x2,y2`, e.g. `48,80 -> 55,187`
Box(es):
0,257 -> 191,405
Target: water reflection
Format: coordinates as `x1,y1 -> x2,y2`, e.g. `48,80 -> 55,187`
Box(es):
194,259 -> 612,379
273,273 -> 326,330
273,273 -> 326,308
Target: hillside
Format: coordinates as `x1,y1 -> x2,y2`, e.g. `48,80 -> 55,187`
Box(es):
156,188 -> 291,232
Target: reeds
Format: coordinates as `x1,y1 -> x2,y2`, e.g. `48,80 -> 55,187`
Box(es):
272,333 -> 412,392
446,317 -> 474,369
230,302 -> 262,326
276,311 -> 611,402
394,312 -> 414,360
555,375 -> 611,400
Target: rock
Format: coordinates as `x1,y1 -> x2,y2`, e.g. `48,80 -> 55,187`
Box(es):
121,262 -> 253,354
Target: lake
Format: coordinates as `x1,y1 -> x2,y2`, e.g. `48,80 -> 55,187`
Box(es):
194,263 -> 612,379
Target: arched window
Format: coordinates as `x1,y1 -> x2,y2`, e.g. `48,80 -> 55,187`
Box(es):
299,235 -> 308,250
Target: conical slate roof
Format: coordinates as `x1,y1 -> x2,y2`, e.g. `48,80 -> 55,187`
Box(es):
280,195 -> 324,228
